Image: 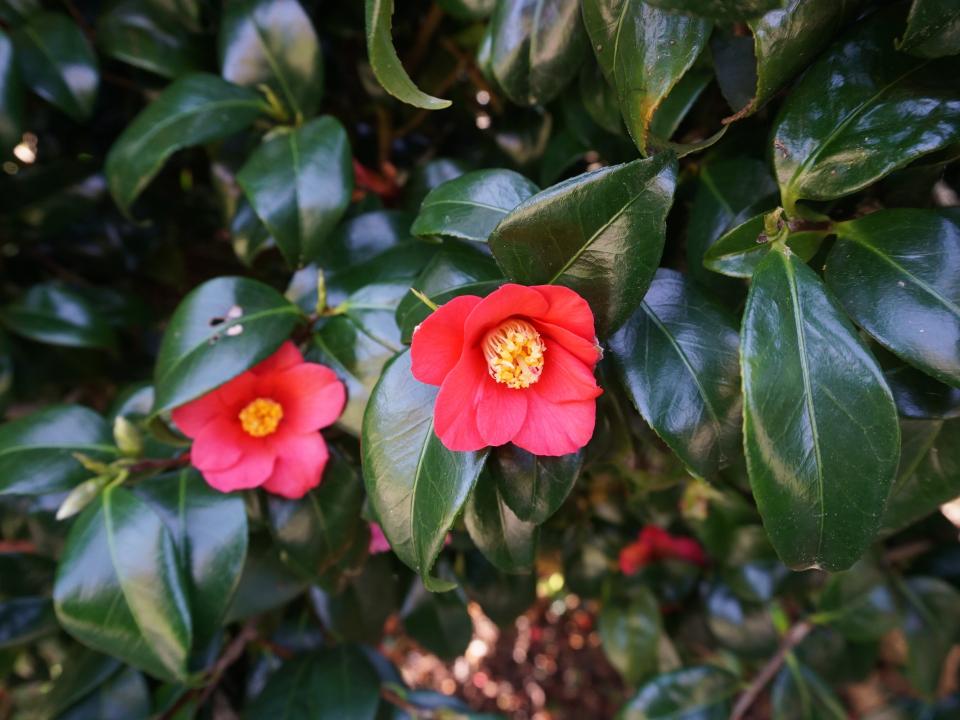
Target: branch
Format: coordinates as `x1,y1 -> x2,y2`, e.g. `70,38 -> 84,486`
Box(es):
126,453 -> 190,476
730,619 -> 814,720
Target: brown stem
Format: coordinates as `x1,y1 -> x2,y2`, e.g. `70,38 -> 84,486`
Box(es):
404,4 -> 444,75
730,620 -> 814,720
440,38 -> 503,114
126,454 -> 190,476
380,687 -> 436,719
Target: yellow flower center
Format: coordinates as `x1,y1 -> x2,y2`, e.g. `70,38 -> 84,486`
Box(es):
482,319 -> 545,389
239,398 -> 284,437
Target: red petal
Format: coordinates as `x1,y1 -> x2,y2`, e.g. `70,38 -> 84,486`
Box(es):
272,364 -> 346,432
190,417 -> 247,471
535,341 -> 602,403
251,341 -> 303,376
171,390 -> 224,438
475,378 -> 528,447
463,284 -> 549,345
511,392 -> 596,456
201,442 -> 276,492
536,321 -> 601,368
214,371 -> 259,414
261,433 -> 329,499
434,351 -> 487,452
532,285 -> 596,342
411,295 -> 482,386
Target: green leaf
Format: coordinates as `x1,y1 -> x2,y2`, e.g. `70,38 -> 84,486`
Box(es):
0,405 -> 117,495
706,583 -> 778,656
771,665 -> 847,720
881,419 -> 960,535
712,0 -> 862,121
365,0 -> 450,110
703,213 -> 827,278
136,469 -> 247,651
237,117 -> 353,267
489,443 -> 581,524
315,210 -> 416,275
0,552 -> 54,597
231,200 -> 274,266
401,581 -> 473,659
224,536 -> 307,622
489,153 -> 677,336
310,553 -> 397,644
599,588 -> 661,686
885,359 -> 960,420
773,5 -> 960,217
609,269 -> 741,479
0,31 -> 23,153
464,471 -> 537,573
826,209 -> 960,388
244,646 -> 381,720
582,0 -> 711,155
645,0 -> 784,20
437,0 -> 495,21
617,666 -> 740,719
152,276 -> 302,416
105,73 -> 266,214
902,577 -> 960,698
362,350 -> 488,591
0,597 -> 56,648
1,283 -> 116,350
741,246 -> 900,571
36,647 -> 121,718
489,0 -> 587,107
97,1 -> 203,79
412,169 -> 540,243
12,12 -> 98,121
720,525 -> 789,604
817,559 -> 900,642
899,0 -> 960,59
0,0 -> 39,25
53,486 -> 193,682
57,667 -> 150,720
220,0 -> 323,119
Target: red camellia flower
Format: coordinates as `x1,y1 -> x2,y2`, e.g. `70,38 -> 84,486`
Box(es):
619,526 -> 707,575
368,523 -> 391,554
410,284 -> 602,456
172,342 -> 346,499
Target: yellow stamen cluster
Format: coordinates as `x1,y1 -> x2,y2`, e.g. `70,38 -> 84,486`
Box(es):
239,398 -> 284,437
482,319 -> 545,389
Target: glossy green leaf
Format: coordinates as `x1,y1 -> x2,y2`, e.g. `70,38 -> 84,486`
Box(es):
645,0 -> 784,20
12,12 -> 98,121
489,153 -> 677,336
899,0 -> 960,59
0,0 -> 39,25
599,588 -> 661,686
741,246 -> 900,571
817,559 -> 900,642
902,577 -> 960,698
582,0 -> 710,155
1,283 -> 116,350
437,0 -> 496,20
464,471 -> 537,573
57,667 -> 150,720
0,31 -> 22,152
220,0 -> 323,119
97,1 -> 203,79
885,360 -> 960,420
153,276 -> 302,416
137,469 -> 247,650
489,0 -> 587,107
0,597 -> 56,648
315,210 -> 415,275
53,486 -> 192,682
713,0 -> 862,121
489,443 -> 581,524
224,536 -> 307,622
706,583 -> 778,656
362,350 -> 488,591
703,213 -> 827,278
720,525 -> 789,604
826,210 -> 960,388
647,69 -> 713,147
245,646 -> 381,720
773,5 -> 960,217
237,117 -> 353,267
0,405 -> 116,495
365,0 -> 450,110
617,665 -> 740,720
609,269 -> 741,479
771,665 -> 847,720
412,169 -> 540,243
105,73 -> 266,214
36,648 -> 121,718
881,419 -> 960,535
309,553 -> 397,644
401,581 -> 472,659
231,200 -> 274,266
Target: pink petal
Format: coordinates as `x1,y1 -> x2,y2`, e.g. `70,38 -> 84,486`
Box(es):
535,321 -> 601,368
434,351 -> 487,452
463,284 -> 549,345
475,378 -> 528,447
201,442 -> 276,492
511,392 -> 597,456
535,341 -> 603,403
250,341 -> 303,376
261,433 -> 329,499
171,390 -> 224,438
411,295 -> 482,386
532,285 -> 597,342
369,523 -> 391,554
214,371 -> 259,414
272,364 -> 346,432
190,417 -> 247,471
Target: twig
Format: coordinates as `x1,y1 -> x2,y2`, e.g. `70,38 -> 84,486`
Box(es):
126,453 -> 190,476
380,686 -> 436,719
404,4 -> 444,75
885,539 -> 934,565
730,620 -> 814,720
196,621 -> 259,707
440,38 -> 503,114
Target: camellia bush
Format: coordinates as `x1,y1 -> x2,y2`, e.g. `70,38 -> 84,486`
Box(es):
2,0 -> 960,717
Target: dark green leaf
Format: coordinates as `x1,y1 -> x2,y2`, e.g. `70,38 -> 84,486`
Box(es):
826,209 -> 960,388
647,69 -> 713,147
599,588 -> 661,686
401,581 -> 472,659
582,0 -> 710,154
489,443 -> 581,524
231,200 -> 274,266
53,486 -> 192,682
0,0 -> 39,25
245,646 -> 381,720
720,525 -> 789,604
309,553 -> 397,644
237,117 -> 353,267
0,405 -> 116,495
136,469 -> 248,650
885,360 -> 960,420
412,169 -> 539,243
899,0 -> 960,59
153,276 -> 302,416
771,665 -> 847,720
617,665 -> 740,719
0,597 -> 56,648
362,351 -> 488,591
902,577 -> 960,698
645,0 -> 784,20
0,552 -> 54,597
0,31 -> 23,152
437,0 -> 495,21
464,471 -> 537,573
609,269 -> 741,479
97,1 -> 203,79
462,550 -> 536,627
105,73 -> 266,214
703,213 -> 827,278
489,0 -> 587,107
365,0 -> 451,110
817,559 -> 900,642
316,210 -> 415,275
224,536 -> 307,622
705,583 -> 778,656
36,647 -> 121,718
220,0 -> 323,119
741,246 -> 900,571
489,153 -> 677,336
12,12 -> 98,121
773,5 -> 960,217
57,667 -> 150,720
1,283 -> 116,350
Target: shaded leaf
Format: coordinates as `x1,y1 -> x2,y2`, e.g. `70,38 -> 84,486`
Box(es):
902,577 -> 960,698
97,1 -> 203,79
0,597 -> 56,648
703,213 -> 827,278
645,0 -> 784,20
0,30 -> 23,152
771,665 -> 847,720
899,0 -> 960,59
817,559 -> 900,642
401,581 -> 472,659
464,471 -> 538,573
599,588 -> 661,686
489,443 -> 581,524
1,283 -> 116,350
617,665 -> 740,719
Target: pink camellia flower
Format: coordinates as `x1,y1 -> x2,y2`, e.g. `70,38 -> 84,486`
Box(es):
411,283 -> 602,456
619,527 -> 707,575
171,341 -> 346,499
369,523 -> 392,554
